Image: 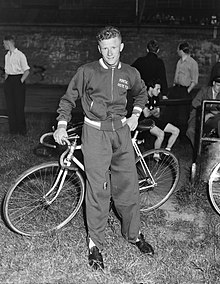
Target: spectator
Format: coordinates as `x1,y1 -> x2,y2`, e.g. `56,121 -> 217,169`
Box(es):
132,39 -> 168,98
186,76 -> 220,148
3,35 -> 30,135
168,41 -> 199,137
53,26 -> 154,270
209,56 -> 220,86
138,79 -> 179,157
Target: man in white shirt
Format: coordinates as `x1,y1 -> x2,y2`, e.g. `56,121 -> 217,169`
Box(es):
168,42 -> 199,137
3,35 -> 30,135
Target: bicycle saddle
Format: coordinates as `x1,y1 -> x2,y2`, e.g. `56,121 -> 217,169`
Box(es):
137,119 -> 155,132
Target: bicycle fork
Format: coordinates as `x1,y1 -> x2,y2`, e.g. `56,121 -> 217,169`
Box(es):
43,140 -> 77,205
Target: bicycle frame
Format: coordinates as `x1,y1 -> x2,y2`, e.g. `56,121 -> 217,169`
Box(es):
43,135 -> 84,204
40,127 -> 158,191
132,130 -> 156,189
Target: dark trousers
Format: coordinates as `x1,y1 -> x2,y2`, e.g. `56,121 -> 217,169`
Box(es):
4,75 -> 27,135
82,123 -> 140,250
167,85 -> 191,136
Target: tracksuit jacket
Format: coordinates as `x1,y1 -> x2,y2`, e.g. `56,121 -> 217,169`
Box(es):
57,58 -> 147,128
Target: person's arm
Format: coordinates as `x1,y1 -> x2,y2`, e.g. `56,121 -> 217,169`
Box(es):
143,107 -> 151,118
21,69 -> 30,83
173,61 -> 179,85
56,66 -> 84,123
150,107 -> 160,118
187,81 -> 197,94
4,54 -> 8,80
130,68 -> 148,111
126,68 -> 148,131
191,87 -> 204,109
20,53 -> 30,83
54,67 -> 84,144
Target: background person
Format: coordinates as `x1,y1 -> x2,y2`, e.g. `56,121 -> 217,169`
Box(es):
131,39 -> 168,98
209,55 -> 220,86
168,41 -> 199,137
138,79 -> 179,156
186,76 -> 220,149
3,35 -> 30,135
53,26 -> 154,270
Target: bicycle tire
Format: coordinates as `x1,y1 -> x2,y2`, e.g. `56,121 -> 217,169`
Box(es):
136,149 -> 180,212
3,161 -> 85,236
0,115 -> 9,133
208,162 -> 220,215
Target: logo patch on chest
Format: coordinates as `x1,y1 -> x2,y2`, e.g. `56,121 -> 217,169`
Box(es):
117,78 -> 129,89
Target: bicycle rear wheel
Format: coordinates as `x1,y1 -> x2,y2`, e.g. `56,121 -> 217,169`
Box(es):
136,149 -> 180,212
209,162 -> 220,215
3,161 -> 85,236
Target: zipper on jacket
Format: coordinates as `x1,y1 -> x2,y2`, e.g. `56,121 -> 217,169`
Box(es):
111,68 -> 115,131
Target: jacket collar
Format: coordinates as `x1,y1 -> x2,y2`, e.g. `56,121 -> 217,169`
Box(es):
99,58 -> 121,69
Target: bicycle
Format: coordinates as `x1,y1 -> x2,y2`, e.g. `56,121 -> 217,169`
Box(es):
208,160 -> 220,215
3,119 -> 180,236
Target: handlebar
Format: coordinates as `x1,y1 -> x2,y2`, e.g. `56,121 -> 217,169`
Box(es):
40,132 -> 56,148
40,131 -> 80,149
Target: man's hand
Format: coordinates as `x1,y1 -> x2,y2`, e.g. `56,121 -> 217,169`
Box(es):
150,108 -> 160,118
205,113 -> 214,122
126,114 -> 139,131
53,127 -> 68,145
143,107 -> 151,118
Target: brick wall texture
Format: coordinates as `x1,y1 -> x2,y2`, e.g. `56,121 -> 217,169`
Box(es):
0,25 -> 220,88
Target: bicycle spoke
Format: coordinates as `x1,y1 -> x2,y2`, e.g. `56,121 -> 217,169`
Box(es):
136,149 -> 179,212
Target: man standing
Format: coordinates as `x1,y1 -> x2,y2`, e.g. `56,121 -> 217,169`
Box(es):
53,26 -> 154,270
3,35 -> 30,135
168,41 -> 199,136
132,39 -> 168,98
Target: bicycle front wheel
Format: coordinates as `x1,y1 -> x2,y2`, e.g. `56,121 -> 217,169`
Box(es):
209,162 -> 220,215
3,161 -> 85,236
136,149 -> 180,212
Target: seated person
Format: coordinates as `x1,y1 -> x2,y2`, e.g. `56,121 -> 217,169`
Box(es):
138,79 -> 180,154
186,76 -> 220,148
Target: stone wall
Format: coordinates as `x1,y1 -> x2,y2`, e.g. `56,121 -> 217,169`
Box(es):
0,24 -> 220,88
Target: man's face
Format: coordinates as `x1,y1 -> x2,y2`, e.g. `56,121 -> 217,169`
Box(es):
3,40 -> 11,51
177,48 -> 182,57
98,36 -> 124,66
151,84 -> 161,96
213,81 -> 220,94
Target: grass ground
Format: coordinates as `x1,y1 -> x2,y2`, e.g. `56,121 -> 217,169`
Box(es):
0,116 -> 220,284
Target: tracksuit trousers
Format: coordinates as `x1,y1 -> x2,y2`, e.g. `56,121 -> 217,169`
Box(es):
81,123 -> 140,250
4,74 -> 27,135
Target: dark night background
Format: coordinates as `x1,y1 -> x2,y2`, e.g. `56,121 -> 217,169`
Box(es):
0,0 -> 220,113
